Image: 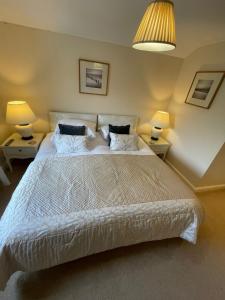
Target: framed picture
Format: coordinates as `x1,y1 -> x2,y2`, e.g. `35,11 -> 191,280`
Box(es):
185,71 -> 224,109
79,59 -> 110,96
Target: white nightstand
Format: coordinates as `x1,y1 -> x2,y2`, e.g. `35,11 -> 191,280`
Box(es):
140,134 -> 170,160
0,133 -> 44,171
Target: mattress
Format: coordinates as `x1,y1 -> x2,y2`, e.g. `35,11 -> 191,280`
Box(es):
0,133 -> 203,289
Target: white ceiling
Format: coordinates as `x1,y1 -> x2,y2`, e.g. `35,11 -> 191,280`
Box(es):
0,0 -> 225,58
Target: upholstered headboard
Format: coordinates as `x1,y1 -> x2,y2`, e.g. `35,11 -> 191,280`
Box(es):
49,111 -> 97,131
97,114 -> 138,131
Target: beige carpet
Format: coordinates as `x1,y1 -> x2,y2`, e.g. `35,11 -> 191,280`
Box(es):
0,160 -> 225,300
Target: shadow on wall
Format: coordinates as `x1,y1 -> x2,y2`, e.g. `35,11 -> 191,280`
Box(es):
199,143 -> 225,186
166,149 -> 204,187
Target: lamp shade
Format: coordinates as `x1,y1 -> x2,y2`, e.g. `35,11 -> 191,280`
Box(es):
151,111 -> 170,128
6,101 -> 36,125
133,0 -> 176,52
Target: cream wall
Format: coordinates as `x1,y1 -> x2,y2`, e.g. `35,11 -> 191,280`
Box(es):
0,22 -> 182,144
166,42 -> 225,187
0,100 -> 10,142
1,23 -> 223,188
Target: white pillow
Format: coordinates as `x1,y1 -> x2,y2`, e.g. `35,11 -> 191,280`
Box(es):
99,125 -> 109,140
54,119 -> 96,138
109,133 -> 139,151
54,134 -> 88,154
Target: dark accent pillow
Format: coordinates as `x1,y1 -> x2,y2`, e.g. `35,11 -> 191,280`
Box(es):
58,124 -> 86,136
108,124 -> 130,145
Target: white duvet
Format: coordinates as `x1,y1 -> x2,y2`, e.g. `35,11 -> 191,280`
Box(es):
0,134 -> 203,289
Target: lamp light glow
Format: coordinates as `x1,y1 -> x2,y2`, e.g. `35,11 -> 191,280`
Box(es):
133,0 -> 176,52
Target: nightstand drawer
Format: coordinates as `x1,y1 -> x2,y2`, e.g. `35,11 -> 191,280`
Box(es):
149,144 -> 169,153
4,147 -> 36,157
140,134 -> 171,160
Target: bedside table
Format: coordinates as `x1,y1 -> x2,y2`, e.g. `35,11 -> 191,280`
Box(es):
0,133 -> 44,171
140,134 -> 170,160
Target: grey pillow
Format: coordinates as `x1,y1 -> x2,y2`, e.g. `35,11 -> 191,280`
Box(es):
58,124 -> 86,136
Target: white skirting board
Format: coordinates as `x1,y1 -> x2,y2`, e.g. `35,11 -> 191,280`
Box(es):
165,159 -> 225,193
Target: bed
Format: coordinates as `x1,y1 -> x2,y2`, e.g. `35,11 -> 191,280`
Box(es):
0,112 -> 203,289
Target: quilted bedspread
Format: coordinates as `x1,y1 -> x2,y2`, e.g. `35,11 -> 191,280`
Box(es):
0,154 -> 203,289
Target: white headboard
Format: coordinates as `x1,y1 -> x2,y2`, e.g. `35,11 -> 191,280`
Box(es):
49,111 -> 97,131
97,114 -> 138,131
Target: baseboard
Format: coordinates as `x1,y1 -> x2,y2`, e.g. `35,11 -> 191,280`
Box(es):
165,159 -> 225,193
194,184 -> 225,193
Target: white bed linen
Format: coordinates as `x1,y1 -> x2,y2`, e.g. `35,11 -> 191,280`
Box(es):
36,132 -> 155,160
0,133 -> 203,290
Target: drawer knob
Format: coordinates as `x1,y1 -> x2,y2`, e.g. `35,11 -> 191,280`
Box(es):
18,149 -> 22,152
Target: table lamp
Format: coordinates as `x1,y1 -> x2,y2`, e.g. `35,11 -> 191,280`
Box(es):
151,111 -> 170,140
6,101 -> 36,140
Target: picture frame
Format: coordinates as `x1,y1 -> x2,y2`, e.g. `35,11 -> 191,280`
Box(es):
185,71 -> 224,109
79,59 -> 110,96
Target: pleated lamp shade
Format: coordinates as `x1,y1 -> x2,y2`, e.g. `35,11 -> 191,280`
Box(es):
151,111 -> 170,128
133,0 -> 176,52
6,101 -> 36,125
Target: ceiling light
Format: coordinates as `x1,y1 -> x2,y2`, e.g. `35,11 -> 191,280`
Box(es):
133,0 -> 176,52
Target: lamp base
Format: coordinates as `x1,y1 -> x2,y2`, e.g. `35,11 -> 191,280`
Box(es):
21,135 -> 33,140
15,124 -> 33,140
151,126 -> 162,141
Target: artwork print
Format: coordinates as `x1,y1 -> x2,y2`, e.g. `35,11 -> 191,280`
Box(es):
79,59 -> 109,95
185,71 -> 224,108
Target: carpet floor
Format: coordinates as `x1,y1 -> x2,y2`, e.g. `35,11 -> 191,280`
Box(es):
0,160 -> 225,300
